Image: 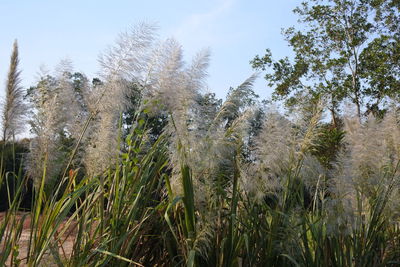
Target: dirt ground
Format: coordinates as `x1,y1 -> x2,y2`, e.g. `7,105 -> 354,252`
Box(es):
0,212 -> 76,266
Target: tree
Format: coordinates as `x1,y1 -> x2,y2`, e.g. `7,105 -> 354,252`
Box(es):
1,40 -> 26,142
372,0 -> 400,37
360,0 -> 400,115
252,0 -> 400,123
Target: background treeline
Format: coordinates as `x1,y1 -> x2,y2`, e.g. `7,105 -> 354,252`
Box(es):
0,0 -> 400,266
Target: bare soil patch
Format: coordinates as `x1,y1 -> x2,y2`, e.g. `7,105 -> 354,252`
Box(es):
0,212 -> 76,266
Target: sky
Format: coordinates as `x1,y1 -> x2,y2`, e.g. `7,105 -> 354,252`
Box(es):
0,0 -> 300,101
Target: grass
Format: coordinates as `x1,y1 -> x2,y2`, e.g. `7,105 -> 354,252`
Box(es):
1,109 -> 400,267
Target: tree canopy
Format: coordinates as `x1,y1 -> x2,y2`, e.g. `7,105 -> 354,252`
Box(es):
252,0 -> 400,124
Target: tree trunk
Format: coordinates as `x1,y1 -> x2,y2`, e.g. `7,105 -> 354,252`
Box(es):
330,108 -> 338,129
355,99 -> 361,122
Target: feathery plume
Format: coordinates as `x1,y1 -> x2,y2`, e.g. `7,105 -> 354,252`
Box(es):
1,40 -> 26,141
26,61 -> 84,187
215,73 -> 258,126
328,108 -> 400,230
85,23 -> 157,176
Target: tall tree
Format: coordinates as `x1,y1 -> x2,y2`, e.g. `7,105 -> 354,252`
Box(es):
252,0 -> 400,123
1,40 -> 25,141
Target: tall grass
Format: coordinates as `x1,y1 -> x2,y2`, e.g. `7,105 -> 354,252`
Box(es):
1,105 -> 400,266
1,23 -> 400,266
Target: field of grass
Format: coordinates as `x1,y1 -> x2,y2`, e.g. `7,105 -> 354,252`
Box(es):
1,103 -> 400,267
1,13 -> 400,265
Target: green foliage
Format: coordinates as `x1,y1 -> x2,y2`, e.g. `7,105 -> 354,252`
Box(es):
0,140 -> 29,173
0,140 -> 30,211
359,35 -> 400,113
311,123 -> 345,168
252,0 -> 400,121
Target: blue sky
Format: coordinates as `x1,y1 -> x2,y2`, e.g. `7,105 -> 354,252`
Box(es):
0,0 -> 300,100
